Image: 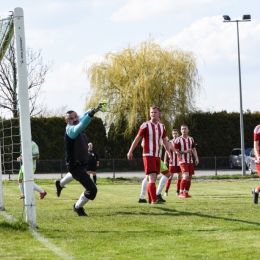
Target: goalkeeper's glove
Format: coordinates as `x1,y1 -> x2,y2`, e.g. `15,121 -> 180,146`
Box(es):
89,100 -> 108,117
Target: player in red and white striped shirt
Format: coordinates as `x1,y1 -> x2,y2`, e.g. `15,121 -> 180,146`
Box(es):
174,124 -> 199,198
251,125 -> 260,204
163,129 -> 182,196
127,106 -> 172,204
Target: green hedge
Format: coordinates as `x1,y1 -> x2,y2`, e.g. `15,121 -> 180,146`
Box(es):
1,111 -> 260,162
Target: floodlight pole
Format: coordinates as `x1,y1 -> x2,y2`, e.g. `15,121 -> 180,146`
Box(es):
236,21 -> 246,176
223,15 -> 251,176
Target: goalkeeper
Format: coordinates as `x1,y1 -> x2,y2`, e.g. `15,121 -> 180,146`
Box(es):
62,101 -> 106,216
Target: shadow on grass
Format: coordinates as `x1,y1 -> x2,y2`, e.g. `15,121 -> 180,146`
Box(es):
0,220 -> 28,230
99,205 -> 260,227
156,206 -> 260,226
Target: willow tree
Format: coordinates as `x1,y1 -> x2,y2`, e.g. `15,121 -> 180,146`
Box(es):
86,40 -> 202,137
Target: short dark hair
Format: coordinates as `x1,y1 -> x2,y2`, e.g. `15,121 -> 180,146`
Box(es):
66,110 -> 75,114
172,129 -> 179,133
150,106 -> 160,112
65,110 -> 75,120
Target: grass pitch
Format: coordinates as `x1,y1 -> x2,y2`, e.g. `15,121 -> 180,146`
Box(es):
1,177 -> 260,260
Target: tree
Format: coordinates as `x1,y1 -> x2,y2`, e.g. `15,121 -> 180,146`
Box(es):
86,39 -> 202,138
0,38 -> 53,117
40,105 -> 69,117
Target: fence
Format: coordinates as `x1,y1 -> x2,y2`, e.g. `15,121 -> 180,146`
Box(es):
2,157 -> 231,175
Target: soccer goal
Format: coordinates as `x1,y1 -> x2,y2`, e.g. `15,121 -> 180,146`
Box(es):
0,8 -> 37,227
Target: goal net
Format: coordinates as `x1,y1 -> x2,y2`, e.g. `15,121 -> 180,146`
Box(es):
0,15 -> 14,63
0,8 -> 37,227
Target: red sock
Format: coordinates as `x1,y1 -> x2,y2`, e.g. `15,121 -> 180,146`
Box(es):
185,180 -> 191,192
148,183 -> 157,202
177,180 -> 181,191
180,179 -> 186,192
147,188 -> 151,203
165,178 -> 171,191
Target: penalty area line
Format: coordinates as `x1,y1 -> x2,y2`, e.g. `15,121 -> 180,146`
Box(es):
0,211 -> 75,260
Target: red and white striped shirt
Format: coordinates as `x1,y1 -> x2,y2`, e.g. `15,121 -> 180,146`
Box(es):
174,136 -> 195,164
254,125 -> 260,160
138,121 -> 167,157
168,139 -> 179,166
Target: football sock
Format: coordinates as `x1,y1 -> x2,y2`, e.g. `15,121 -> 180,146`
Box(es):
186,180 -> 191,192
140,178 -> 148,199
33,183 -> 44,193
177,179 -> 181,192
93,175 -> 97,184
156,175 -> 168,195
75,192 -> 89,208
180,179 -> 186,194
19,183 -> 24,196
147,189 -> 151,203
165,178 -> 172,191
60,172 -> 74,187
148,183 -> 157,202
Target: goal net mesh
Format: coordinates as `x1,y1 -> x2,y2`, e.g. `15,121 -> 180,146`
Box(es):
0,14 -> 24,220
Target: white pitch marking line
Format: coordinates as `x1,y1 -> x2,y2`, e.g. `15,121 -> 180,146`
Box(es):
0,211 -> 75,260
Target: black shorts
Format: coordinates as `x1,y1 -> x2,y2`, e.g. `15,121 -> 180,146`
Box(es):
87,164 -> 96,172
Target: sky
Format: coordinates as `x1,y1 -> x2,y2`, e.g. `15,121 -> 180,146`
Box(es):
1,0 -> 260,115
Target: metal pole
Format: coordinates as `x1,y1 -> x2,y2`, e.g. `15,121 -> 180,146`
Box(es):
60,159 -> 63,178
214,156 -> 217,176
112,158 -> 115,179
236,21 -> 246,176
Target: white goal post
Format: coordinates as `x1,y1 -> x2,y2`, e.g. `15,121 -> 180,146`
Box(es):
13,7 -> 36,227
0,145 -> 3,211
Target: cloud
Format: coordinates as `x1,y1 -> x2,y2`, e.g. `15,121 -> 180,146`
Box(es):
161,16 -> 260,112
163,16 -> 260,66
42,60 -> 89,112
42,54 -> 103,113
111,0 -> 214,22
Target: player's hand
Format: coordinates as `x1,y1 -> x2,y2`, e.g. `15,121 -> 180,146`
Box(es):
127,151 -> 133,160
195,158 -> 199,166
17,156 -> 22,162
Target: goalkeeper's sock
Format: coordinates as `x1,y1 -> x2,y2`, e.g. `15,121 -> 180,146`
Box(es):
93,175 -> 97,184
60,172 -> 74,187
75,192 -> 89,208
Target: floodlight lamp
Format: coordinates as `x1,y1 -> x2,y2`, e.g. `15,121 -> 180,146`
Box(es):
223,15 -> 231,21
242,14 -> 251,20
